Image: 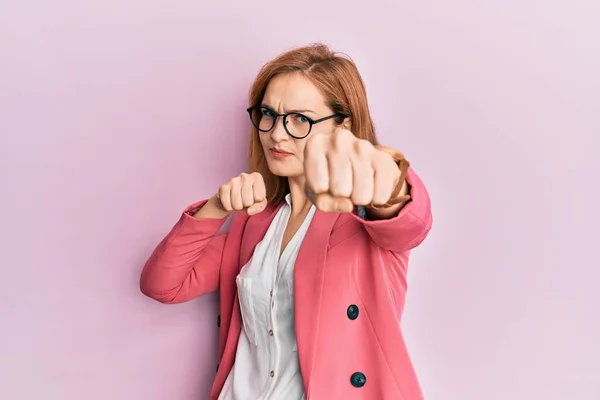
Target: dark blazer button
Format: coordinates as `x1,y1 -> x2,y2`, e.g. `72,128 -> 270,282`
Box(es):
350,372 -> 366,388
217,314 -> 221,327
216,363 -> 219,372
347,304 -> 359,320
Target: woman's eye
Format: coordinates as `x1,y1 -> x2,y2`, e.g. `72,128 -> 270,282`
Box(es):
262,109 -> 275,118
296,115 -> 308,123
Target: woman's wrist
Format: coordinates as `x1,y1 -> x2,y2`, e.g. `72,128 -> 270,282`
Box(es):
367,145 -> 411,209
191,195 -> 231,220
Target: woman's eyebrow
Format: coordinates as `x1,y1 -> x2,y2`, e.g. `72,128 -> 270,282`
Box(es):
261,103 -> 317,115
286,108 -> 317,114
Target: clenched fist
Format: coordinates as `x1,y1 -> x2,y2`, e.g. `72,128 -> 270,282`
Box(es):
303,129 -> 404,213
215,172 -> 268,216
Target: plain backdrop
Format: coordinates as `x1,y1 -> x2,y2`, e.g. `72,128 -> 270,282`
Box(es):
1,0 -> 599,399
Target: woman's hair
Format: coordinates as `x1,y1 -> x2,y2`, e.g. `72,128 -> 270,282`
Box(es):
248,42 -> 379,204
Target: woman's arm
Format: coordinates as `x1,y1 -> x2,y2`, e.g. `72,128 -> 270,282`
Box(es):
353,168 -> 432,253
141,172 -> 267,303
364,178 -> 411,221
139,196 -> 230,304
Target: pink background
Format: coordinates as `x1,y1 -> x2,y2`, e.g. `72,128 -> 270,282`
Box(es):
1,0 -> 599,399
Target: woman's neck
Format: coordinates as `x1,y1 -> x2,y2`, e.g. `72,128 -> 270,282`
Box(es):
287,176 -> 313,217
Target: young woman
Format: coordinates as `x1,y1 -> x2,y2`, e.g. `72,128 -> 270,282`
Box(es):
140,43 -> 433,400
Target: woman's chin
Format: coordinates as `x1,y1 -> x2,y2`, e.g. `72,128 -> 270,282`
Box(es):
267,163 -> 302,178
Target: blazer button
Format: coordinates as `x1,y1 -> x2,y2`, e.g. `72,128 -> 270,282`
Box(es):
347,304 -> 359,320
217,314 -> 221,327
350,372 -> 366,388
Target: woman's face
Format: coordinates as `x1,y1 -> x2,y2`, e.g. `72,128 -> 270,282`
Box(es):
258,73 -> 339,178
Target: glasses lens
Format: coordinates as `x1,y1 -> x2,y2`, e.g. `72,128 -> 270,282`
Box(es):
284,113 -> 311,138
249,107 -> 276,132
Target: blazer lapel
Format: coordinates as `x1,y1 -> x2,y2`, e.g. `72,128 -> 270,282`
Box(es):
239,202 -> 283,265
293,209 -> 339,395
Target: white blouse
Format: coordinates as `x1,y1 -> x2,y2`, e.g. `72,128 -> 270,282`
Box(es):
218,194 -> 316,400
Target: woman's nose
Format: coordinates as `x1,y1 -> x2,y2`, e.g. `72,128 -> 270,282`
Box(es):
270,117 -> 289,142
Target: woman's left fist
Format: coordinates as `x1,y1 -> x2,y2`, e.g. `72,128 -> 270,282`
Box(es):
303,129 -> 402,213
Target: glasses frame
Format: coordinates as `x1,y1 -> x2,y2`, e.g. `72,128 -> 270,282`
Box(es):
246,104 -> 347,139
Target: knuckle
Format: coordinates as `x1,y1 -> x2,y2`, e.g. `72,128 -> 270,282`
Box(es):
383,152 -> 396,165
355,139 -> 373,155
341,128 -> 354,138
239,173 -> 250,182
334,130 -> 354,149
373,153 -> 393,169
250,171 -> 262,180
339,128 -> 354,139
231,176 -> 242,187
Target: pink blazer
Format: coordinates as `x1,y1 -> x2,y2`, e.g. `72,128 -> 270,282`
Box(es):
140,168 -> 433,400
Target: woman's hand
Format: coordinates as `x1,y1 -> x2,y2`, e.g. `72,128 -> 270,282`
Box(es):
194,172 -> 268,219
216,172 -> 268,216
303,129 -> 404,213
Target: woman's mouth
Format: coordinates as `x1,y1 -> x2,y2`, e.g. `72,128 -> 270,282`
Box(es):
269,148 -> 293,159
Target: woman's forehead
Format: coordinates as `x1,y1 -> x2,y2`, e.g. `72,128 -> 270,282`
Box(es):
262,73 -> 328,113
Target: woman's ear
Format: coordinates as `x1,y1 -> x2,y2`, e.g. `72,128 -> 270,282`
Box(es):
342,117 -> 352,130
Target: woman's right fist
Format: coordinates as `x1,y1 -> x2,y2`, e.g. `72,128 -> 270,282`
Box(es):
215,172 -> 268,216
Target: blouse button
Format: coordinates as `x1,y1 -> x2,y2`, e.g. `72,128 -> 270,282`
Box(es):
268,329 -> 274,336
270,370 -> 275,378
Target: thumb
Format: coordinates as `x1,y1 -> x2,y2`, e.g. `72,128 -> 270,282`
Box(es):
246,198 -> 268,216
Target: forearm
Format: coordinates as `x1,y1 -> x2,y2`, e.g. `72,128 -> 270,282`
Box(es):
193,195 -> 230,220
355,168 -> 432,252
140,200 -> 229,302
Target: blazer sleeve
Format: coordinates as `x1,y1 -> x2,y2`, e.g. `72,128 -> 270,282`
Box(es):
352,168 -> 433,253
139,200 -> 230,304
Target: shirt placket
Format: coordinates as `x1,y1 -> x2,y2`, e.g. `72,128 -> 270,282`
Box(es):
263,206 -> 288,398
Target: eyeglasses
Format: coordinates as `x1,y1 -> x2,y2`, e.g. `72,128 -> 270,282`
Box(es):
247,104 -> 347,139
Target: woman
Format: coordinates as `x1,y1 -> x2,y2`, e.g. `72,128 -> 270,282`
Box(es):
140,43 -> 433,400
